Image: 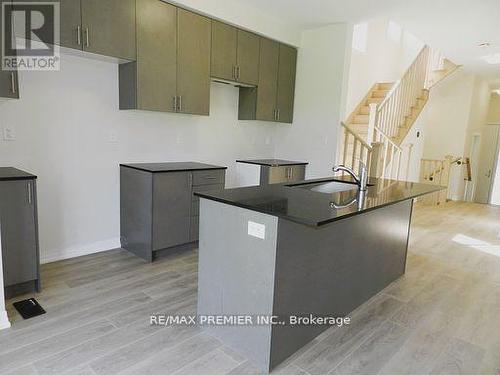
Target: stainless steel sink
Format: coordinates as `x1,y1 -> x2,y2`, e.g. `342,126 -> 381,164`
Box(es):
293,180 -> 360,194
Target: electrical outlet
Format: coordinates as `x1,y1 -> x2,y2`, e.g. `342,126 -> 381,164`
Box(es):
3,126 -> 16,141
108,130 -> 118,143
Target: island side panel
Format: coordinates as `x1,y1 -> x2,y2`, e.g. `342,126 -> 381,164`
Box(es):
120,167 -> 153,262
197,198 -> 279,371
269,199 -> 414,369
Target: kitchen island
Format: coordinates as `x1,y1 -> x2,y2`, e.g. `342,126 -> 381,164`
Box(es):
195,176 -> 442,372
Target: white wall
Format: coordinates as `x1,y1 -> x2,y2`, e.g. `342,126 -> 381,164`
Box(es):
345,19 -> 424,115
274,23 -> 352,179
488,93 -> 500,124
0,54 -> 278,263
401,71 -> 492,200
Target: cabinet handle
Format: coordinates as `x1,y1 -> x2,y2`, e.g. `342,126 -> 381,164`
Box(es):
178,96 -> 182,112
84,27 -> 90,48
232,66 -> 236,80
189,173 -> 193,188
173,96 -> 177,111
273,109 -> 276,120
10,72 -> 16,94
277,109 -> 280,121
27,182 -> 32,204
237,66 -> 240,80
76,26 -> 81,45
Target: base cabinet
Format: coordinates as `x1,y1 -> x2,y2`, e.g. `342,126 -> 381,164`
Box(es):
0,176 -> 40,298
120,164 -> 226,262
260,165 -> 306,185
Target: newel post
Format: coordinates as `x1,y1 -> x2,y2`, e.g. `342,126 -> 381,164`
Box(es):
369,142 -> 383,178
367,103 -> 378,144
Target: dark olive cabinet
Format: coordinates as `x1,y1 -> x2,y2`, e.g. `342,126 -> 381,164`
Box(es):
177,9 -> 212,115
81,0 -> 136,60
0,169 -> 40,299
120,4 -> 211,116
0,1 -> 19,99
211,21 -> 260,86
120,163 -> 226,262
119,0 -> 177,112
239,41 -> 297,124
13,0 -> 135,59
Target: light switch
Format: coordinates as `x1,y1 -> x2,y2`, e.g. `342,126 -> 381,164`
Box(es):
248,221 -> 266,240
3,126 -> 16,141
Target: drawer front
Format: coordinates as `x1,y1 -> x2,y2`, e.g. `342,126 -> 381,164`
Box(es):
192,169 -> 225,186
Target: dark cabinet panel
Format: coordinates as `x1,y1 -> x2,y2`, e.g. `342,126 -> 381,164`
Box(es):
136,0 -> 177,112
0,180 -> 39,293
81,0 -> 136,60
60,0 -> 83,50
211,20 -> 237,81
177,9 -> 211,115
152,172 -> 191,251
276,44 -> 297,124
237,30 -> 260,85
256,38 -> 279,121
0,2 -> 19,99
120,165 -> 226,261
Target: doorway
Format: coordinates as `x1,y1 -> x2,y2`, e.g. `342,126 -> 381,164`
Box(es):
475,124 -> 500,204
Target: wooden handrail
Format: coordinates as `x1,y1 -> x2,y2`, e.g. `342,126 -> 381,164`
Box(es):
341,122 -> 372,149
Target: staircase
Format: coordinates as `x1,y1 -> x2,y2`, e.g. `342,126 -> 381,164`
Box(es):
339,45 -> 460,180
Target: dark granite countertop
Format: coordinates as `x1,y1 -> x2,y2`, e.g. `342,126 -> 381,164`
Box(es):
236,159 -> 309,167
120,162 -> 227,173
195,176 -> 443,227
0,167 -> 37,181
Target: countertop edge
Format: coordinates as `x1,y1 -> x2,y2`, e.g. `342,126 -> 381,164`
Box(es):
0,176 -> 37,181
120,164 -> 228,173
195,185 -> 445,227
236,160 -> 309,167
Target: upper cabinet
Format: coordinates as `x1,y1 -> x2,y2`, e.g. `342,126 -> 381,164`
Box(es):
19,0 -> 136,60
119,4 -> 211,116
239,40 -> 297,124
176,9 -> 211,115
80,0 -> 136,60
0,1 -> 19,99
211,21 -> 260,86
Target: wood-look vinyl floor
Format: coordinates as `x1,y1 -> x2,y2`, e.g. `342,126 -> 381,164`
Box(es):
1,201 -> 500,374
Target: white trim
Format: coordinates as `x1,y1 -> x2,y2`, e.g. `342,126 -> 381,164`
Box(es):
0,311 -> 11,330
0,223 -> 10,331
40,237 -> 121,264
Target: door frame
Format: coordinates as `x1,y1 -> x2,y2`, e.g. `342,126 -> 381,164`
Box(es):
476,123 -> 500,204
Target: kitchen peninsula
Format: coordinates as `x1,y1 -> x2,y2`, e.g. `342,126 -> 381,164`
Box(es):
195,176 -> 442,372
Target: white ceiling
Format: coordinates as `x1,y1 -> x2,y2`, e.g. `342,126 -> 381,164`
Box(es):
238,0 -> 500,83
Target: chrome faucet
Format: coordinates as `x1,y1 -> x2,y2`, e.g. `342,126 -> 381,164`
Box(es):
333,160 -> 369,191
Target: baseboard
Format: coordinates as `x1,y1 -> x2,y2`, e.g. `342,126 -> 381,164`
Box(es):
0,310 -> 11,330
41,237 -> 121,264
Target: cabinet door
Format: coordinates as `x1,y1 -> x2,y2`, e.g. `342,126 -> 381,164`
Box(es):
136,0 -> 177,112
60,0 -> 83,49
237,30 -> 260,85
152,173 -> 191,251
177,9 -> 211,115
211,20 -> 237,81
256,38 -> 279,121
81,0 -> 136,60
276,44 -> 297,123
9,0 -> 82,50
0,70 -> 18,99
0,2 -> 19,99
0,180 -> 38,287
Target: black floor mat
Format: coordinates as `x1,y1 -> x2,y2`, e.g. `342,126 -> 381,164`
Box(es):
13,298 -> 46,320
